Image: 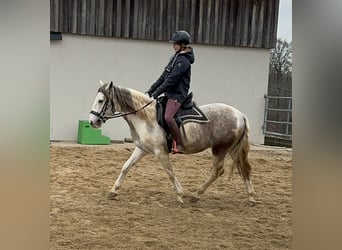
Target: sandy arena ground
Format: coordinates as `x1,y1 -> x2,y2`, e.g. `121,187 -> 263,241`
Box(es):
50,142 -> 292,249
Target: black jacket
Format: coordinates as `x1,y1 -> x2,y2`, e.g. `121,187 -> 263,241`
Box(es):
148,47 -> 195,103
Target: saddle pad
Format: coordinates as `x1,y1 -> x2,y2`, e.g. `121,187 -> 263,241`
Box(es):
176,104 -> 209,124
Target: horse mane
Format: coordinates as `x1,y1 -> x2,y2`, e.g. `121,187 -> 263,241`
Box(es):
113,85 -> 155,123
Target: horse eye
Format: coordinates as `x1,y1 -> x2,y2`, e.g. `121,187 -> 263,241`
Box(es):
99,100 -> 104,104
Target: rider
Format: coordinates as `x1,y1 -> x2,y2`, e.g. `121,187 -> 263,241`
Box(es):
146,30 -> 195,154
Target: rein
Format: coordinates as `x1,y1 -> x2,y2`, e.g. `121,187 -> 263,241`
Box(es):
104,99 -> 154,120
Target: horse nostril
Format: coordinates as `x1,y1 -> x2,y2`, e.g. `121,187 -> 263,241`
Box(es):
90,121 -> 94,126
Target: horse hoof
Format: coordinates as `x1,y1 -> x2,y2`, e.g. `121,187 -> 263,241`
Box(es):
189,196 -> 200,203
248,198 -> 256,207
106,192 -> 119,200
177,196 -> 184,204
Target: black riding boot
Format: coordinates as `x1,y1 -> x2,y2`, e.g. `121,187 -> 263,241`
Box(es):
168,119 -> 184,153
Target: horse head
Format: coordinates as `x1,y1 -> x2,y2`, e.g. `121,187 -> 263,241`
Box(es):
89,80 -> 115,128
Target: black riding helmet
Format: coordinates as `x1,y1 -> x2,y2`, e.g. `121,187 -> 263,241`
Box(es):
169,30 -> 191,45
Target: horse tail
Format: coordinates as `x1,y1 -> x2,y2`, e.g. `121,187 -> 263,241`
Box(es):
229,115 -> 252,181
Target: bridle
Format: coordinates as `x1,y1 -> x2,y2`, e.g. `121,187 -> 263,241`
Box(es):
90,86 -> 154,123
89,87 -> 115,123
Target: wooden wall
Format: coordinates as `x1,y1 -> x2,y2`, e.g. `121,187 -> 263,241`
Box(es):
50,0 -> 279,48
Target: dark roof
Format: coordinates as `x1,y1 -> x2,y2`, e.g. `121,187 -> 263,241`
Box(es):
50,0 -> 279,49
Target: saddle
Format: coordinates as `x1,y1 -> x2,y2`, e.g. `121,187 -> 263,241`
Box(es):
156,93 -> 209,152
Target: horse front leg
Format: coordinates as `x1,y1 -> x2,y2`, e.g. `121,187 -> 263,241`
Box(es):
107,147 -> 147,199
157,153 -> 184,204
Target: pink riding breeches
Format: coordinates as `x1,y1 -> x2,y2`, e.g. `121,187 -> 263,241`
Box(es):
164,98 -> 182,126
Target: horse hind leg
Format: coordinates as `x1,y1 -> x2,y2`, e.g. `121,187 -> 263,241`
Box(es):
107,147 -> 147,199
191,146 -> 227,202
230,140 -> 256,206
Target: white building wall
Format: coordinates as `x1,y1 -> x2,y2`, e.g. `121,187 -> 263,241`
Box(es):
50,34 -> 269,144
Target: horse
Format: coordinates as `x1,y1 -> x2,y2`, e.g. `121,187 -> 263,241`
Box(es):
89,80 -> 256,205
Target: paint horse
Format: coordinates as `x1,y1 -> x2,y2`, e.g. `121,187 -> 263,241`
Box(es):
89,81 -> 256,205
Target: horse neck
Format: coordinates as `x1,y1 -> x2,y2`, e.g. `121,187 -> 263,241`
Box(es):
113,86 -> 141,112
113,86 -> 155,123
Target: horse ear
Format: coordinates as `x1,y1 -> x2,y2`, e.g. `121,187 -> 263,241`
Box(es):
108,81 -> 113,89
99,80 -> 105,86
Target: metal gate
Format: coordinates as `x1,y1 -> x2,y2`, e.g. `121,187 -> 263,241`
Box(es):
263,95 -> 292,141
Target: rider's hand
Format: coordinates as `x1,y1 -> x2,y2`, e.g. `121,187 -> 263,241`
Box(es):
145,91 -> 157,99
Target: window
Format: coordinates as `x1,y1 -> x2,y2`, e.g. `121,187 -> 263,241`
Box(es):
50,32 -> 62,41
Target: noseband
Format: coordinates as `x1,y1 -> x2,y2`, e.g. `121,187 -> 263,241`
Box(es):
90,86 -> 154,122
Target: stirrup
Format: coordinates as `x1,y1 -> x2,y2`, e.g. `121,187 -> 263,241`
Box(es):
171,141 -> 184,154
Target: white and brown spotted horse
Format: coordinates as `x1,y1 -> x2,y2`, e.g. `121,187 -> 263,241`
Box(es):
89,80 -> 256,205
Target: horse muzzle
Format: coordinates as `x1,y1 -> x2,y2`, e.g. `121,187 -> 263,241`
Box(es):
89,110 -> 107,127
89,119 -> 102,128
